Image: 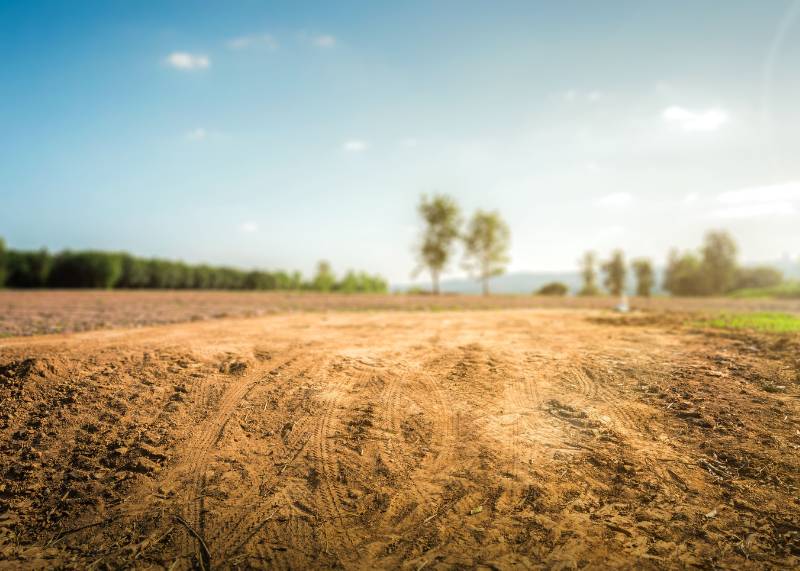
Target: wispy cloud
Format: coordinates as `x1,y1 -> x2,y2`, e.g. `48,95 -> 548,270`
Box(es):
312,34 -> 336,48
185,128 -> 207,141
662,106 -> 728,132
240,221 -> 259,233
399,138 -> 419,148
596,192 -> 633,207
711,181 -> 800,219
165,52 -> 210,71
228,34 -> 278,51
342,140 -> 368,152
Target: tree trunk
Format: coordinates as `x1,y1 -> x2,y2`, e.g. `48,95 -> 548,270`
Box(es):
482,276 -> 489,296
432,270 -> 440,295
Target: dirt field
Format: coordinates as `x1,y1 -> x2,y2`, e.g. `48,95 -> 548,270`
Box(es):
1,308 -> 799,569
2,290 -> 800,337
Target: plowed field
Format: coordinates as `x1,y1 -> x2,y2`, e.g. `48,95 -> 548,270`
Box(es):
1,308 -> 798,569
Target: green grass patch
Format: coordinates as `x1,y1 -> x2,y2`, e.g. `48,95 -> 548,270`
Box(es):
702,312 -> 800,333
729,282 -> 800,299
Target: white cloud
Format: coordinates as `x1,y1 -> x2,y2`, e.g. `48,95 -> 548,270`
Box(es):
312,34 -> 336,48
661,106 -> 729,132
343,140 -> 368,152
185,128 -> 207,141
228,34 -> 278,50
596,192 -> 633,207
240,221 -> 259,233
165,52 -> 210,70
711,181 -> 800,219
683,192 -> 699,204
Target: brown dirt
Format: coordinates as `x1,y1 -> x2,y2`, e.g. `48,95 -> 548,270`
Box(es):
2,290 -> 799,337
1,309 -> 798,569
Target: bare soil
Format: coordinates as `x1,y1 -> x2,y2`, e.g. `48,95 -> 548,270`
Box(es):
2,290 -> 799,337
1,309 -> 798,569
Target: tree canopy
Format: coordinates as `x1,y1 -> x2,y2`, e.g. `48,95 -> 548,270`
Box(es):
415,194 -> 462,294
462,210 -> 511,296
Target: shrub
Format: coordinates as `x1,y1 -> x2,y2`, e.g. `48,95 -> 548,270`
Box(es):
536,282 -> 568,296
733,266 -> 783,291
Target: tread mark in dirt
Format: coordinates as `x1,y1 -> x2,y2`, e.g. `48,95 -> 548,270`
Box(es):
161,351 -> 304,563
307,359 -> 390,562
204,356 -> 331,560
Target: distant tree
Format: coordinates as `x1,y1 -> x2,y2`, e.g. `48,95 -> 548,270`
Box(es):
631,258 -> 655,297
337,270 -> 360,293
663,249 -> 705,296
244,270 -> 277,290
462,210 -> 510,296
733,266 -> 783,291
290,271 -> 304,290
48,251 -> 123,289
118,254 -> 150,288
6,249 -> 53,288
0,238 -> 6,287
601,250 -> 627,296
414,194 -> 462,295
578,251 -> 599,296
312,260 -> 336,292
536,282 -> 568,296
700,230 -> 738,295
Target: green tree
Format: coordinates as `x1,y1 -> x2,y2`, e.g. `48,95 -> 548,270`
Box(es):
414,194 -> 462,295
118,254 -> 150,288
462,210 -> 510,296
601,250 -> 627,296
6,249 -> 53,287
663,249 -> 705,296
578,251 -> 599,296
48,251 -> 123,289
312,260 -> 336,292
700,230 -> 738,295
631,258 -> 655,297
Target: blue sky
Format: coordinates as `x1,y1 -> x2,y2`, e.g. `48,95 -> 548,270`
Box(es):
2,1 -> 799,284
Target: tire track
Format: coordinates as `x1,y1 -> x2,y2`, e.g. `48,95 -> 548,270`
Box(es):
204,354 -> 332,561
168,350 -> 305,564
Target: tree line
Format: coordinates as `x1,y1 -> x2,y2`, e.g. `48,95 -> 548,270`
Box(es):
411,194 -> 785,297
0,240 -> 387,293
567,230 -> 783,297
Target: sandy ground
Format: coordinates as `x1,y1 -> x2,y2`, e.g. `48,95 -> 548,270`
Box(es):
2,290 -> 800,337
1,309 -> 798,569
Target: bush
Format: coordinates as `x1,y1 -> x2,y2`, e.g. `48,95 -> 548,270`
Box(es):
536,282 -> 568,296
